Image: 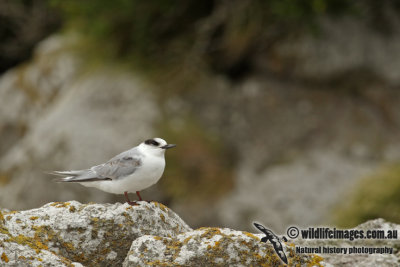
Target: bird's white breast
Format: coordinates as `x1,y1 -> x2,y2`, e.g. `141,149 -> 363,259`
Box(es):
83,154 -> 166,194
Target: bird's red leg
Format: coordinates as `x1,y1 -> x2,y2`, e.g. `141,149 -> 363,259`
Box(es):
124,191 -> 138,206
136,191 -> 152,203
136,191 -> 143,201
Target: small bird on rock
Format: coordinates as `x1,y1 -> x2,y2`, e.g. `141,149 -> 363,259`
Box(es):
51,138 -> 176,205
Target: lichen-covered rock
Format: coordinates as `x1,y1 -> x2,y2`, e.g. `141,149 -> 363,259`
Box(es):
123,227 -> 323,267
0,236 -> 84,267
2,201 -> 398,266
0,201 -> 191,266
297,219 -> 400,267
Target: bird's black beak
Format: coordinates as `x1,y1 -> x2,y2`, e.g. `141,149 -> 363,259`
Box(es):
161,144 -> 176,149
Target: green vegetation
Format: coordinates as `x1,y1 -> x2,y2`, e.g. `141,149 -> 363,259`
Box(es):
49,0 -> 355,78
333,164 -> 400,227
50,0 -> 214,71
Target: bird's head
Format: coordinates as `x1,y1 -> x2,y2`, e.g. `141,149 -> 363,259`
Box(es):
139,138 -> 176,156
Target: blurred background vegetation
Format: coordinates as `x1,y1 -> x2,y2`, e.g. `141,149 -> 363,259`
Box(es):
48,0 -> 357,82
334,164 -> 400,227
1,0 -> 400,230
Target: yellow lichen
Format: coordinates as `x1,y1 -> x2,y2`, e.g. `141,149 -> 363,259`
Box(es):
199,228 -> 222,239
69,206 -> 76,213
287,243 -> 295,248
34,240 -> 49,253
160,213 -> 166,223
50,202 -> 70,208
153,202 -> 169,212
308,254 -> 324,267
63,242 -> 76,252
243,231 -> 260,240
3,210 -> 17,215
30,216 -> 39,220
1,252 -> 9,262
213,241 -> 221,248
183,236 -> 192,244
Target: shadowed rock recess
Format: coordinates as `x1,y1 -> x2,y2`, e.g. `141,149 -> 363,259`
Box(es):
0,202 -> 397,266
0,201 -> 323,266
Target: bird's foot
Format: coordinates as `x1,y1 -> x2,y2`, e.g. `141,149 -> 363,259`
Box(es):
126,200 -> 139,206
124,191 -> 140,206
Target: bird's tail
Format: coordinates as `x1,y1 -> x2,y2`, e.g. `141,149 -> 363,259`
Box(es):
48,169 -> 111,182
49,170 -> 89,182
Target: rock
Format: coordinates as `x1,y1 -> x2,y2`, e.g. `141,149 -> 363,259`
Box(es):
0,34 -> 79,157
123,227 -> 322,266
1,201 -> 398,266
0,201 -> 191,266
272,16 -> 400,85
187,75 -> 400,232
0,239 -> 84,267
296,219 -> 400,267
0,35 -> 159,210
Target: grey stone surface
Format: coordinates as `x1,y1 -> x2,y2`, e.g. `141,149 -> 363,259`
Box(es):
296,219 -> 400,267
274,16 -> 400,84
0,238 -> 84,267
123,227 -> 319,267
0,201 -> 190,266
0,201 -> 398,266
0,35 -> 78,156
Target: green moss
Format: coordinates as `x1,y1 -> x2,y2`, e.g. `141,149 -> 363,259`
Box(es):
333,164 -> 400,227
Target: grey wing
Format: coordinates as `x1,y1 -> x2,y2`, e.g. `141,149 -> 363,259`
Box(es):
92,152 -> 142,180
52,149 -> 142,183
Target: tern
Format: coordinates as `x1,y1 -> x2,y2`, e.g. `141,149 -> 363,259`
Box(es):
51,138 -> 176,205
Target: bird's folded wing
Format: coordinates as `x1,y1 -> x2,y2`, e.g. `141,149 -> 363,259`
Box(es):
92,154 -> 142,180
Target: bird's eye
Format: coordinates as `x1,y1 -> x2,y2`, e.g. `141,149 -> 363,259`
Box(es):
145,139 -> 160,146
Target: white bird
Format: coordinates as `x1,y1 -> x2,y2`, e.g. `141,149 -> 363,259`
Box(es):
51,138 -> 176,205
